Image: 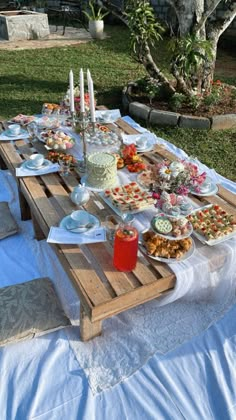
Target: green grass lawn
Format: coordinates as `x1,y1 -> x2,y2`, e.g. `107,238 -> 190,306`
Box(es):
0,25 -> 235,181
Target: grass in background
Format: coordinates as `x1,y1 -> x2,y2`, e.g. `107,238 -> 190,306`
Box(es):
0,25 -> 235,180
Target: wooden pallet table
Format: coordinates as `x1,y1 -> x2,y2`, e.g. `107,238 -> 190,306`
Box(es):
0,119 -> 235,341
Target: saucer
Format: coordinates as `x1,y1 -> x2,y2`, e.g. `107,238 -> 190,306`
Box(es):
190,183 -> 218,197
4,128 -> 27,138
24,159 -> 51,170
60,213 -> 100,233
136,141 -> 154,153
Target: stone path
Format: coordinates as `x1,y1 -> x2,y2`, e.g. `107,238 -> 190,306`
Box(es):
0,25 -> 94,50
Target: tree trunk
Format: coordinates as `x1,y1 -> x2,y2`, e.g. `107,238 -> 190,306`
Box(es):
139,42 -> 176,97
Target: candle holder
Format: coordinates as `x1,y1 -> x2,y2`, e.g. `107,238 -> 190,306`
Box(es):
75,112 -> 90,173
67,110 -> 77,129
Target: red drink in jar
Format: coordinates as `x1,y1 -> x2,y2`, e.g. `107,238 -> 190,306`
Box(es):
113,225 -> 138,272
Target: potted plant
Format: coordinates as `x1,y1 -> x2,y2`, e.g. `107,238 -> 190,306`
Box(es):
83,0 -> 109,40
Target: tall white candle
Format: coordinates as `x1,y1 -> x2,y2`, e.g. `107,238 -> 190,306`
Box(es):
87,69 -> 91,88
80,68 -> 85,113
89,78 -> 96,123
69,70 -> 74,113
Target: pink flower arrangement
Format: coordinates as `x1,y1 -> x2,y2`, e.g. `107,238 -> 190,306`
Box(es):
150,159 -> 206,195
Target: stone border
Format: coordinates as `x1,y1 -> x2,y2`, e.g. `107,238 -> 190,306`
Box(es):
122,83 -> 236,130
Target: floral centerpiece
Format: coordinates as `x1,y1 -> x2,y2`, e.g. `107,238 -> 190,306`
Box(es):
61,86 -> 93,115
150,160 -> 206,195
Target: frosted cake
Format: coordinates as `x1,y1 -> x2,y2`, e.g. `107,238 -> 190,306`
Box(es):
87,152 -> 117,189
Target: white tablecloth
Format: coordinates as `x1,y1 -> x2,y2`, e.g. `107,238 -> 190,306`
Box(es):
0,118 -> 236,419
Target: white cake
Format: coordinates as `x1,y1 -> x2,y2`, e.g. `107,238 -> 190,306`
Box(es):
86,152 -> 117,189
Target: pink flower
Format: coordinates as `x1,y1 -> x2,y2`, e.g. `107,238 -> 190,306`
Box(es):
169,193 -> 177,205
152,192 -> 160,200
176,186 -> 189,196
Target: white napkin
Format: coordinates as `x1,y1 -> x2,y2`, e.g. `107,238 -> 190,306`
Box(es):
95,109 -> 121,122
122,132 -> 158,146
47,226 -> 106,244
0,131 -> 30,141
16,163 -> 59,177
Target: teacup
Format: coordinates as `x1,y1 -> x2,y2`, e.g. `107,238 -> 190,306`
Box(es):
100,111 -> 112,122
8,124 -> 21,136
200,176 -> 212,193
136,137 -> 147,149
29,153 -> 45,168
70,210 -> 90,228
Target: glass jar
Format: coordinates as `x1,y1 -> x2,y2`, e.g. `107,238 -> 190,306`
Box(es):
113,224 -> 138,272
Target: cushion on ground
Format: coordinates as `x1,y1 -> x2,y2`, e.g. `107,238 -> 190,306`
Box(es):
0,201 -> 19,240
0,277 -> 71,347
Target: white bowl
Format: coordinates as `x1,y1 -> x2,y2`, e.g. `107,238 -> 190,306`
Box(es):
29,153 -> 45,168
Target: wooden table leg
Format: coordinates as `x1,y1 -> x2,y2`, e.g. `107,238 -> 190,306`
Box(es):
0,154 -> 7,169
31,213 -> 45,241
19,189 -> 31,221
80,306 -> 102,341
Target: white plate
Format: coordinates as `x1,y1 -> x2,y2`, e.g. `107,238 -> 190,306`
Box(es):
190,183 -> 218,197
81,175 -> 120,192
100,191 -> 155,216
24,159 -> 51,170
189,204 -> 236,246
59,213 -> 100,233
139,232 -> 195,263
150,215 -> 193,240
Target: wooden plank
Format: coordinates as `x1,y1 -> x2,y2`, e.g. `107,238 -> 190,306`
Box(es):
133,258 -> 162,285
92,275 -> 175,322
153,145 -> 179,162
200,194 -> 236,216
59,245 -> 113,306
80,306 -> 102,341
20,177 -> 60,227
87,243 -> 135,295
115,118 -> 140,134
217,185 -> 236,208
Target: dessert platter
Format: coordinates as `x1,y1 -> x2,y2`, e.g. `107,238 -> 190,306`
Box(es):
156,191 -> 193,217
150,214 -> 193,240
140,229 -> 195,263
10,114 -> 36,126
81,152 -> 119,191
187,204 -> 236,245
46,151 -> 77,165
100,182 -> 155,215
34,116 -> 61,130
84,124 -> 120,147
39,129 -> 75,150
